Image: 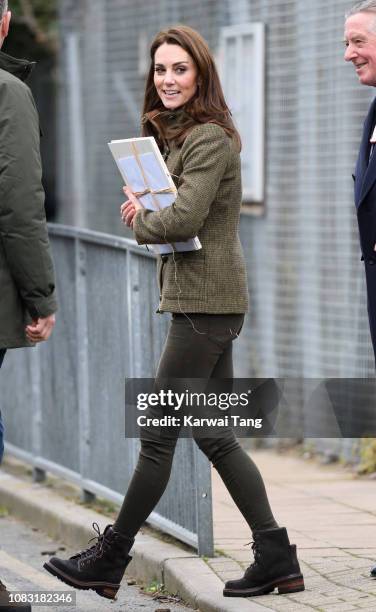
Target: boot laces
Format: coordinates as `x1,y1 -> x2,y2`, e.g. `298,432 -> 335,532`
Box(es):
71,522 -> 113,563
252,541 -> 262,564
244,539 -> 262,569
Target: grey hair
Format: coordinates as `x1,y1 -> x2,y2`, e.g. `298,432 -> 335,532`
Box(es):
346,1 -> 376,33
0,0 -> 8,18
346,0 -> 376,19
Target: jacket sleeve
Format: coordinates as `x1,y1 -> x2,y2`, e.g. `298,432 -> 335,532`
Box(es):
133,123 -> 231,244
0,78 -> 57,319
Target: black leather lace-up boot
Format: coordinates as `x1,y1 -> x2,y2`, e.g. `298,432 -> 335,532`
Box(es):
223,527 -> 305,597
0,579 -> 31,611
43,523 -> 134,600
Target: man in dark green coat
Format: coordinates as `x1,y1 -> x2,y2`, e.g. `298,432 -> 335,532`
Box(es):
0,3 -> 57,608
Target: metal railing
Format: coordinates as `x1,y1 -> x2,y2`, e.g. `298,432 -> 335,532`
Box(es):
1,224 -> 214,556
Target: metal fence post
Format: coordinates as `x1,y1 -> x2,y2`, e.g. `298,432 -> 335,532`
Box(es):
75,238 -> 95,503
126,249 -> 135,379
194,445 -> 214,557
31,345 -> 46,483
66,32 -> 87,228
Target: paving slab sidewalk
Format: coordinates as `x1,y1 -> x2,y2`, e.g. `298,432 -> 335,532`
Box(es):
209,450 -> 376,612
1,449 -> 376,611
0,458 -> 271,612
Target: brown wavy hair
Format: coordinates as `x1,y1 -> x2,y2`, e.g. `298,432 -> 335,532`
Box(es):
141,25 -> 241,150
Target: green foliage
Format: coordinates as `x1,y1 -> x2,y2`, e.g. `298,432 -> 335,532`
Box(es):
4,0 -> 58,58
358,439 -> 376,474
9,0 -> 57,35
143,580 -> 164,594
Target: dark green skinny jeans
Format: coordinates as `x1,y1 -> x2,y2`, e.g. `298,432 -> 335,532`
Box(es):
115,313 -> 278,537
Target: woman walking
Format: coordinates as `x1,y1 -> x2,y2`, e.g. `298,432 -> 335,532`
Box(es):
44,25 -> 304,600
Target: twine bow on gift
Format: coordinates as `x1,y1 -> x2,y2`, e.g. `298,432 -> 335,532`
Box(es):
124,142 -> 177,250
133,186 -> 175,198
130,142 -> 175,211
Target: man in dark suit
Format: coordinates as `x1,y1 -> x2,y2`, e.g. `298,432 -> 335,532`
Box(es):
345,1 -> 376,366
344,0 -> 376,578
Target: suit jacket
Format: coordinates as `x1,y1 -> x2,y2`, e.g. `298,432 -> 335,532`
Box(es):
133,113 -> 249,314
354,96 -> 376,263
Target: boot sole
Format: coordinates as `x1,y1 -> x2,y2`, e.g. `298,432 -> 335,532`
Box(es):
223,573 -> 305,597
43,561 -> 120,600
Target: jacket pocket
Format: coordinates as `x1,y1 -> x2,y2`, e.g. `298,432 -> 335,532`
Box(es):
163,255 -> 206,301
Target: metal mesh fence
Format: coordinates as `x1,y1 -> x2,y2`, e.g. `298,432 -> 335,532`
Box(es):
1,227 -> 214,555
56,1 -> 376,467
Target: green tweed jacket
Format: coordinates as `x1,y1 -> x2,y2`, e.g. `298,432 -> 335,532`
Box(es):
133,113 -> 249,314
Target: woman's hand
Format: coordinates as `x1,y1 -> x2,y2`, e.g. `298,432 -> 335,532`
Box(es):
120,187 -> 143,228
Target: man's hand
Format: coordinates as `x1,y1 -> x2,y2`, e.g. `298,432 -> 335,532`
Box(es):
25,314 -> 56,343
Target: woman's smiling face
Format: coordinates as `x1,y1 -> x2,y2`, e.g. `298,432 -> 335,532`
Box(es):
153,42 -> 198,110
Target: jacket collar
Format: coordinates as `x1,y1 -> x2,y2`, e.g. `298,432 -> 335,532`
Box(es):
142,107 -> 199,150
0,50 -> 35,82
142,107 -> 192,128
